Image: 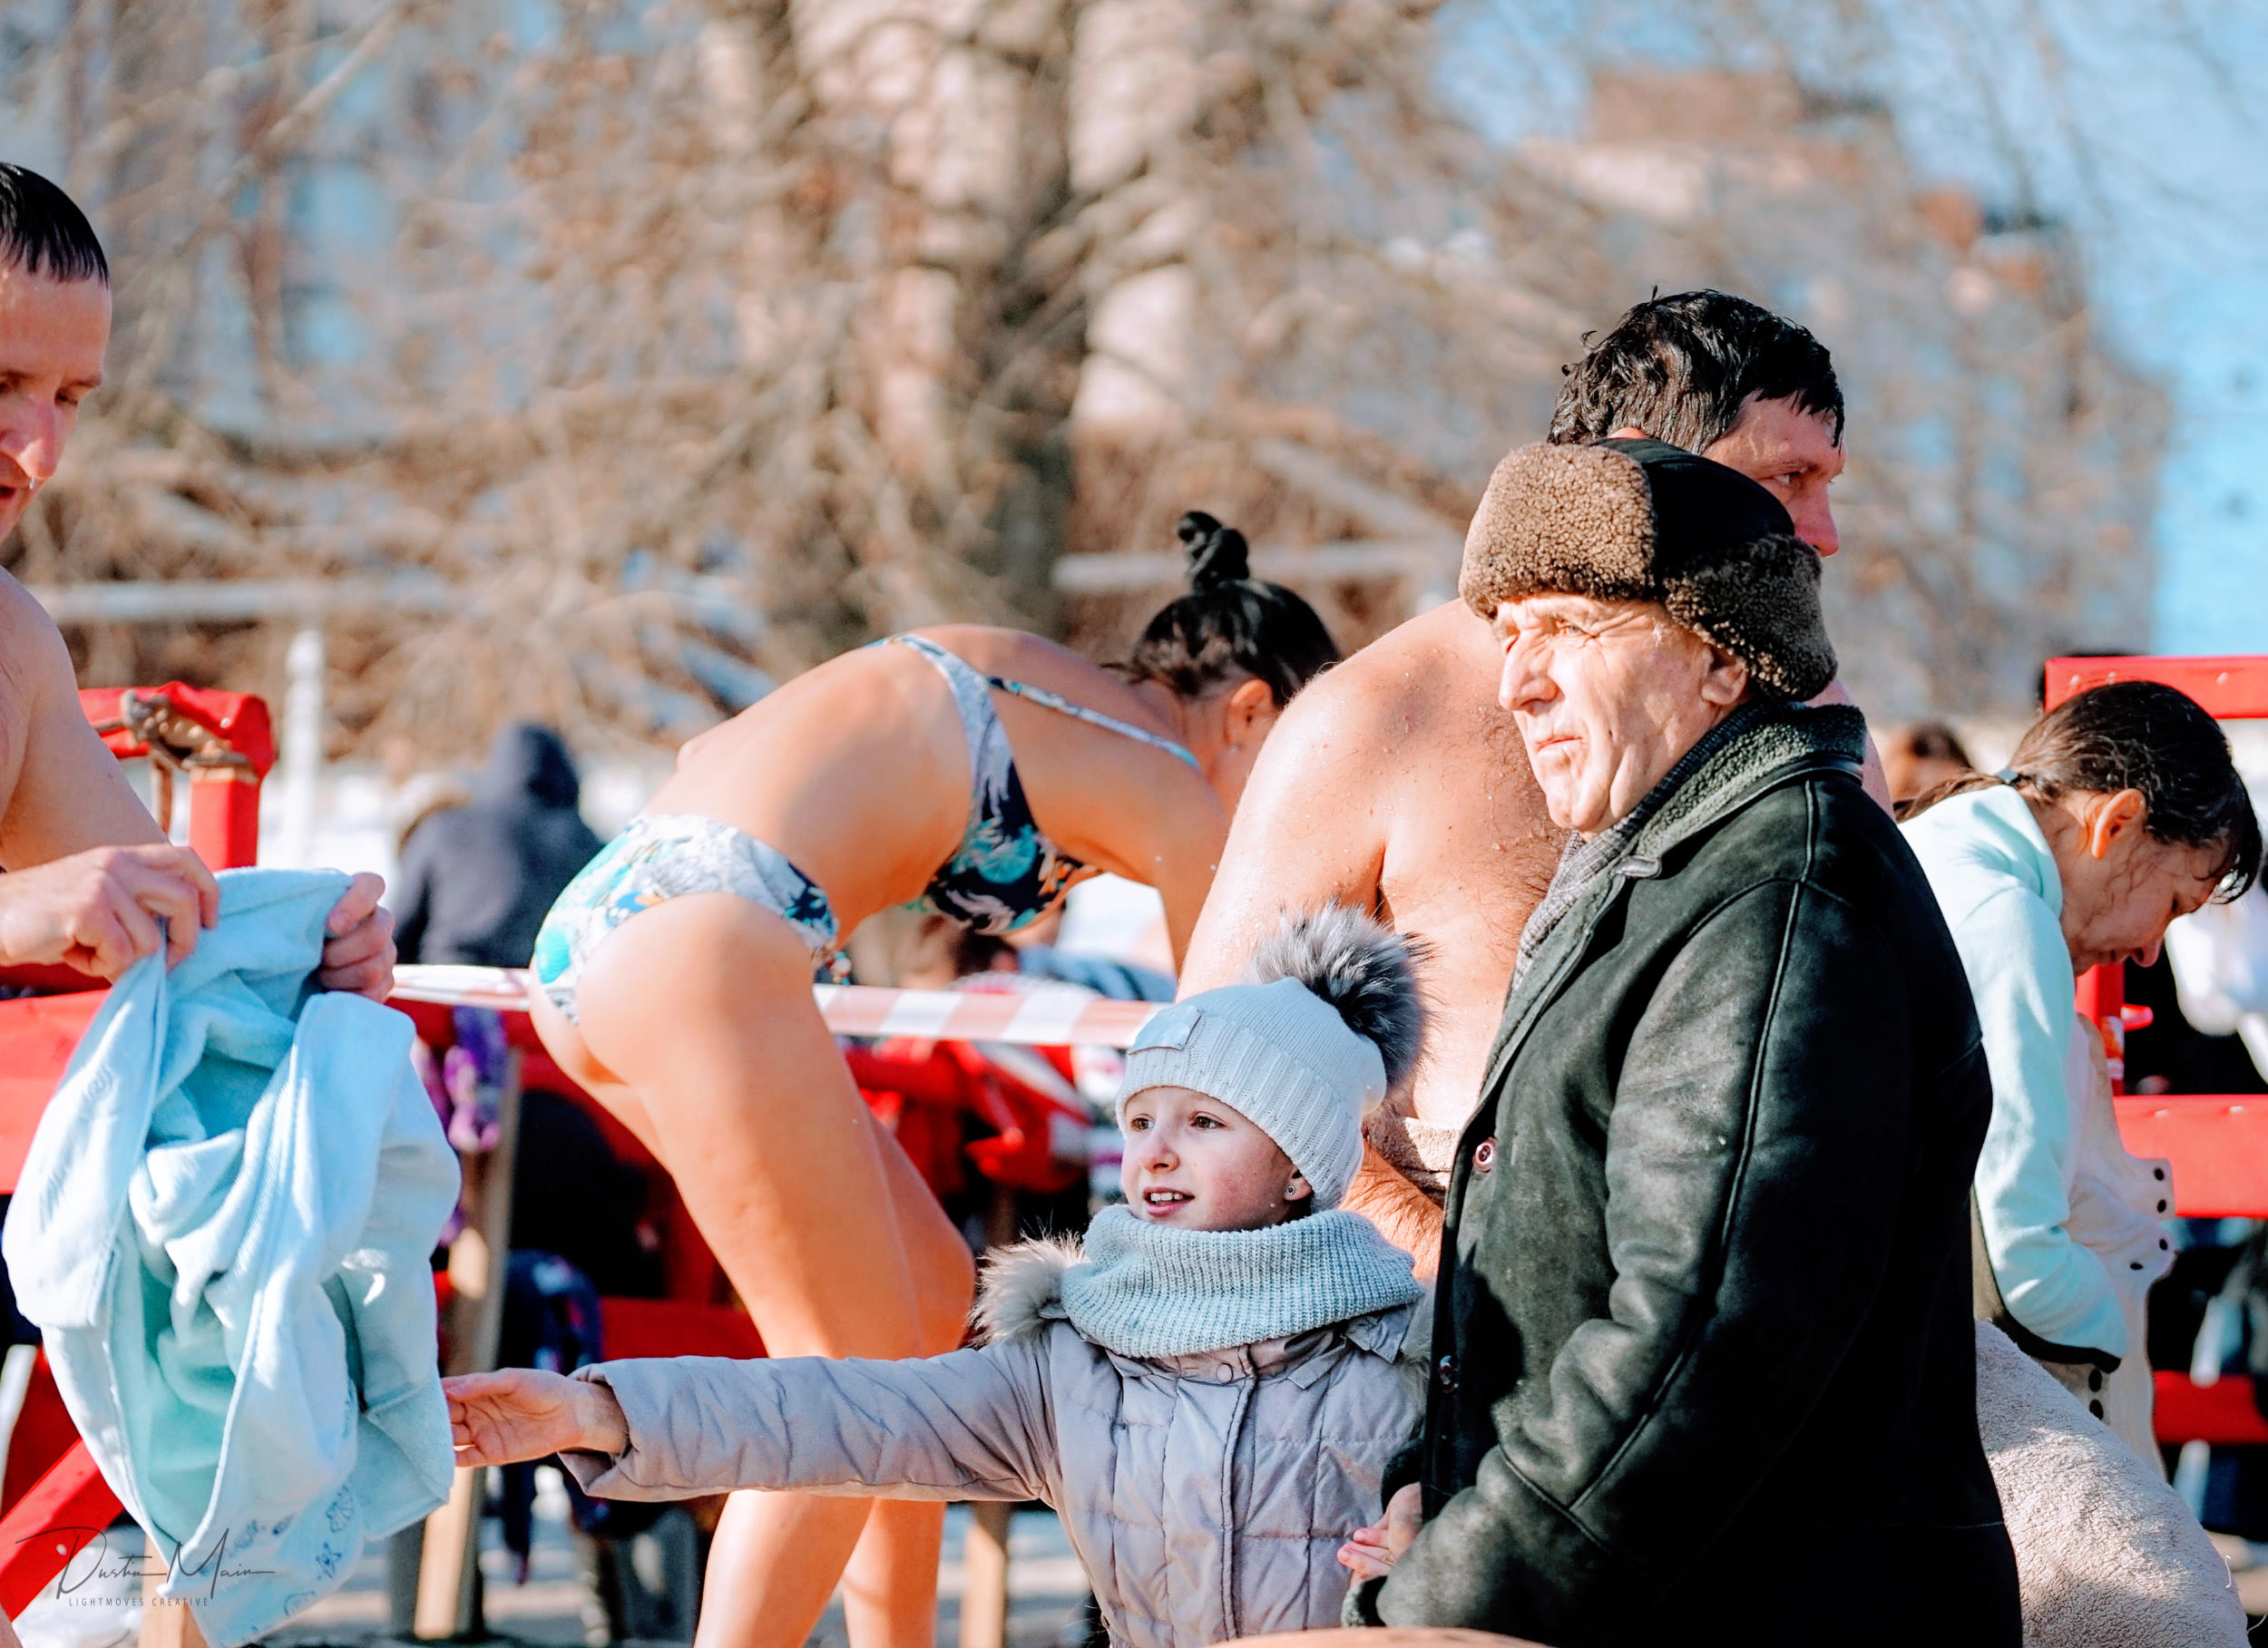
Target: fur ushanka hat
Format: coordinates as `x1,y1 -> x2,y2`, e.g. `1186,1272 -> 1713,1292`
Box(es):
1458,436 -> 1837,702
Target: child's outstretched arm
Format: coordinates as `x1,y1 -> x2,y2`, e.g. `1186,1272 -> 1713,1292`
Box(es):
447,1369 -> 627,1465
464,1341 -> 1056,1507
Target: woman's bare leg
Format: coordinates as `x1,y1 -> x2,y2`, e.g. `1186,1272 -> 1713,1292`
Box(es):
837,1135 -> 977,1640
564,893 -> 974,1648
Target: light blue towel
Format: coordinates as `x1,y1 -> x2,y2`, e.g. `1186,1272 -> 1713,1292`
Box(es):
3,869 -> 460,1645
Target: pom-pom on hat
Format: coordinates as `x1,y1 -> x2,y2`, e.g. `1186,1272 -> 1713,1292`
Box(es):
1457,436 -> 1836,702
1118,906 -> 1424,1210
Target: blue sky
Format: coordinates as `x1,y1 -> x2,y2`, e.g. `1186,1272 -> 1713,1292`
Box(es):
1437,0 -> 2268,656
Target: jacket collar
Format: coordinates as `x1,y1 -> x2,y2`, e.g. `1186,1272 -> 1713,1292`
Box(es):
973,1229 -> 1417,1373
1147,1300 -> 1418,1385
1476,701 -> 1867,1111
1625,701 -> 1868,865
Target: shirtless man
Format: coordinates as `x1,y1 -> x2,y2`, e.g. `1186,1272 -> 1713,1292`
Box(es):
1180,290 -> 1872,1273
0,164 -> 390,992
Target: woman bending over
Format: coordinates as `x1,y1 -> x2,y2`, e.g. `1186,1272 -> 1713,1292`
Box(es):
525,514 -> 1337,1648
1902,680 -> 2262,1454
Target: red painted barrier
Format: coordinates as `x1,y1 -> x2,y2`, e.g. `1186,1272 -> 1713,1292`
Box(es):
0,997 -> 103,1195
0,689 -> 279,1616
0,1447 -> 118,1618
2155,1373 -> 2268,1448
2115,1099 -> 2268,1219
2045,656 -> 2268,720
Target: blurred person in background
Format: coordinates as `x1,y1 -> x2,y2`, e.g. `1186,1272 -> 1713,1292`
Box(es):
891,906 -> 1174,1003
0,162 -> 390,993
1885,719 -> 1976,807
392,722 -> 603,967
1182,289 -> 1875,1273
1902,681 -> 2263,1458
523,512 -> 1337,1648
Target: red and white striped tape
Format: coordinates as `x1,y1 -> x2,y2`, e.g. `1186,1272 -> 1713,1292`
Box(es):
389,964 -> 1163,1048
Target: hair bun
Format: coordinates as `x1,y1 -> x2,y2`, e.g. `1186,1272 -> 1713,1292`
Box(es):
1177,511 -> 1250,593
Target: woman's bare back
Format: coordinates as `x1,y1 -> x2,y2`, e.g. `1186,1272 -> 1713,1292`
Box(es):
649,626 -> 1230,941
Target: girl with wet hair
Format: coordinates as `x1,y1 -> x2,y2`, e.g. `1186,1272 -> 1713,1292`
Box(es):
1905,680 -> 2263,1443
524,516 -> 1336,1648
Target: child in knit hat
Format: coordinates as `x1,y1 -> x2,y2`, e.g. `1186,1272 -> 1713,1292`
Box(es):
445,907 -> 1427,1648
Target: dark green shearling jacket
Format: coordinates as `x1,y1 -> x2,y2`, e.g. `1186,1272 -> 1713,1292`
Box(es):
1358,703 -> 2014,1644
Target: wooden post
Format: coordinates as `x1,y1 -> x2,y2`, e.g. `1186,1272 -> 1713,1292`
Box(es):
958,1503 -> 1012,1648
141,1545 -> 208,1648
413,1052 -> 523,1640
956,1178 -> 1019,1648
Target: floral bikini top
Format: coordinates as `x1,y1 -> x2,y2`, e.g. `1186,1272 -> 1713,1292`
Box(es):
885,634 -> 1200,935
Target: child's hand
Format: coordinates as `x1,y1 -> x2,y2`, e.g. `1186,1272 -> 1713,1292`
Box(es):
1336,1483 -> 1422,1580
445,1369 -> 629,1467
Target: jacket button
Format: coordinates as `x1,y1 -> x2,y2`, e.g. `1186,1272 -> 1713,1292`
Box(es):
1473,1137 -> 1497,1172
2089,1399 -> 2106,1419
1434,1355 -> 1459,1394
2088,1370 -> 2104,1392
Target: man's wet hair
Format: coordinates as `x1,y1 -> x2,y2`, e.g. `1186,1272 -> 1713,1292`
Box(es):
1549,289 -> 1842,453
0,164 -> 108,286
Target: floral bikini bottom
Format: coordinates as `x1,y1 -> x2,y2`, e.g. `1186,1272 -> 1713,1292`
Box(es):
531,814 -> 850,1023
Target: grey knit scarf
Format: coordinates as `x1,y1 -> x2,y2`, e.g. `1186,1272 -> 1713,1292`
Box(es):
1058,1204 -> 1422,1359
1513,702 -> 1770,985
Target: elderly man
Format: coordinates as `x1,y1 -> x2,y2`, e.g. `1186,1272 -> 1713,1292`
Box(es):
1345,439 -> 2017,1645
0,164 -> 391,992
1179,291 -> 1874,1273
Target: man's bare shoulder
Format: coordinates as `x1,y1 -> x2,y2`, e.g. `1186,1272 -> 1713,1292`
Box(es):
1288,601 -> 1500,755
0,567 -> 54,639
0,570 -> 69,708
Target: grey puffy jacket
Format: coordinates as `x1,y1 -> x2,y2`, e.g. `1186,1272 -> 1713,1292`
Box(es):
559,1236 -> 1421,1648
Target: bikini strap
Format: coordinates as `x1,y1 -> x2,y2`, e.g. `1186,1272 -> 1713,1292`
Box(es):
885,635 -> 1200,770
988,677 -> 1200,769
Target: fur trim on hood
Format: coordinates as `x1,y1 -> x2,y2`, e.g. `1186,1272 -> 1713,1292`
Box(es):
1976,1321 -> 2245,1644
973,1234 -> 1083,1345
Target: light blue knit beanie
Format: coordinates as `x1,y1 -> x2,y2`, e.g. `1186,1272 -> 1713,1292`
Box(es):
1119,907 -> 1424,1209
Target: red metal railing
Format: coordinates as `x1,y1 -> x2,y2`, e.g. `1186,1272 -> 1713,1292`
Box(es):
0,687 -> 277,1616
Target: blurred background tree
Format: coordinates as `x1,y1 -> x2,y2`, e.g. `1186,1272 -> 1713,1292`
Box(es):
0,0 -> 2189,760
